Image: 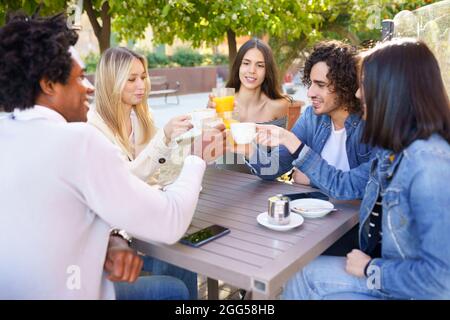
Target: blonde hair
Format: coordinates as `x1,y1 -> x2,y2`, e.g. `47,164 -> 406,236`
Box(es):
95,47 -> 155,155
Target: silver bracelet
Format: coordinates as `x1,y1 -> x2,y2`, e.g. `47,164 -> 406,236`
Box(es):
110,229 -> 132,246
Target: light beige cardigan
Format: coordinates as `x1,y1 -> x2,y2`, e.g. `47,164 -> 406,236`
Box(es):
87,109 -> 184,186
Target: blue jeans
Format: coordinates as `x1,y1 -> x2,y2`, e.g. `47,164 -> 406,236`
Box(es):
282,256 -> 388,300
114,275 -> 189,300
142,256 -> 198,300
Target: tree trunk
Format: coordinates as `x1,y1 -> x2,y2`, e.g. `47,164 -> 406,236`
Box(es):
97,29 -> 110,53
84,0 -> 111,53
98,1 -> 111,53
227,29 -> 237,72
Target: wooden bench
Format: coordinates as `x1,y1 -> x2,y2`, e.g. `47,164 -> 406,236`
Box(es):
149,76 -> 180,104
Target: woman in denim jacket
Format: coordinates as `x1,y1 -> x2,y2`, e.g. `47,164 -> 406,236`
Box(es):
256,39 -> 450,299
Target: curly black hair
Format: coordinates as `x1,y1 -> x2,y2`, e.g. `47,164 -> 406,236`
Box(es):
302,40 -> 361,114
0,12 -> 78,112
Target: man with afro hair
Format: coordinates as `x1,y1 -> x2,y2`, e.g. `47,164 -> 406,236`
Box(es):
0,12 -> 225,299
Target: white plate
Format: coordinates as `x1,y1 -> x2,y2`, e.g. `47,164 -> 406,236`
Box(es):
290,198 -> 334,218
257,212 -> 304,231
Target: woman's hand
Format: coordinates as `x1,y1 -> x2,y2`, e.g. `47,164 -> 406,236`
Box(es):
163,114 -> 193,144
345,249 -> 372,278
255,124 -> 302,154
207,94 -> 216,109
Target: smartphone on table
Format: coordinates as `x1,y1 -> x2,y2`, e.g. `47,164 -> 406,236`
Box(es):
180,225 -> 230,248
284,191 -> 329,201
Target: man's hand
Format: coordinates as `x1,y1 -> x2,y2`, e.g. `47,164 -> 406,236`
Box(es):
292,168 -> 311,186
255,124 -> 286,147
104,235 -> 143,283
191,123 -> 227,163
345,249 -> 371,278
255,124 -> 302,154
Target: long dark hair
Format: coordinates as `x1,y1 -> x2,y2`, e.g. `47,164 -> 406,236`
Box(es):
361,38 -> 450,152
226,38 -> 288,101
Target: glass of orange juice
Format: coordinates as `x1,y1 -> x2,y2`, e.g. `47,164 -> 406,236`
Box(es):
212,87 -> 235,115
221,110 -> 239,147
222,110 -> 239,129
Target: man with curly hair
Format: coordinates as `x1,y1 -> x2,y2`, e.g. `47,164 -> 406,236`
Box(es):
247,40 -> 373,186
241,41 -> 372,259
0,12 -> 225,299
291,40 -> 372,184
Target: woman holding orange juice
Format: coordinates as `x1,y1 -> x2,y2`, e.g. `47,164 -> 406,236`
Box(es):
209,38 -> 292,127
209,38 -> 294,173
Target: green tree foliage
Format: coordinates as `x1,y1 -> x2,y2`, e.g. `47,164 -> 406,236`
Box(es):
170,47 -> 203,67
135,0 -> 440,76
83,51 -> 100,73
0,0 -> 440,72
0,0 -> 153,53
0,0 -> 66,25
146,52 -> 171,68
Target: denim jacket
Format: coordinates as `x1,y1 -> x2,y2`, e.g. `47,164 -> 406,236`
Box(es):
297,134 -> 450,299
248,105 -> 373,183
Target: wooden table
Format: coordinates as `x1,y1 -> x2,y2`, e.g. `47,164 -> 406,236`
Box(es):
133,167 -> 360,299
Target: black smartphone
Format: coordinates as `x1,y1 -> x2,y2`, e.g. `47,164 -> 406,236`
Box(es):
284,191 -> 329,201
180,225 -> 230,248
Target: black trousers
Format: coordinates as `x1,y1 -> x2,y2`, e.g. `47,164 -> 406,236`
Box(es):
322,224 -> 360,256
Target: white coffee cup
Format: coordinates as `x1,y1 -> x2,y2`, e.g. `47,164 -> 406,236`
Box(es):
230,122 -> 256,144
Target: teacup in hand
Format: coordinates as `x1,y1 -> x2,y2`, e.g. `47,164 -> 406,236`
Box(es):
190,109 -> 217,135
230,122 -> 256,145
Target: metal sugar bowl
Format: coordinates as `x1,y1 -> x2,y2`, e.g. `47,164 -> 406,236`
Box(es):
268,194 -> 291,225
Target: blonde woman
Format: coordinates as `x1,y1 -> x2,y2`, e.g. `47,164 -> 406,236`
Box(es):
88,47 -> 198,299
89,47 -> 191,186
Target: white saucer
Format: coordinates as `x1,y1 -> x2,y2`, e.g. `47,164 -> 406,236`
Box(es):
290,198 -> 334,219
257,212 -> 304,231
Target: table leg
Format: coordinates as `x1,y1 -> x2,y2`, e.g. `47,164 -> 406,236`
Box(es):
251,286 -> 282,300
207,278 -> 219,300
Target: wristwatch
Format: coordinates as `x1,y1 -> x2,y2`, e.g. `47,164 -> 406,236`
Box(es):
110,229 -> 132,246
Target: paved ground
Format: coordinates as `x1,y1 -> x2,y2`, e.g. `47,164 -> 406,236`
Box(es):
149,92 -> 210,128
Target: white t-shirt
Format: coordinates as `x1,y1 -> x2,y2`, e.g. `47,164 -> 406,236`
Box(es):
320,121 -> 350,172
0,106 -> 205,299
